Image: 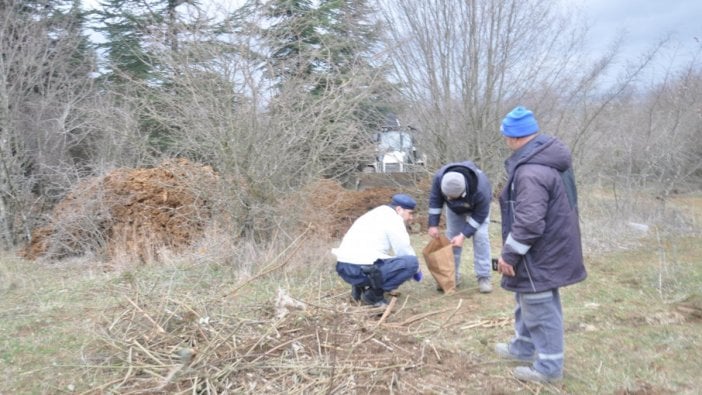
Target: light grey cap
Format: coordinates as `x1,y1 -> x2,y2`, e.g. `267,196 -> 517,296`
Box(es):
441,172 -> 465,199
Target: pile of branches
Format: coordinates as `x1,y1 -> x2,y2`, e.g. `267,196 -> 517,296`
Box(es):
85,289 -> 504,394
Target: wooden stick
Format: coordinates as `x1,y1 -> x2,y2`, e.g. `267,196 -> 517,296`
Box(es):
125,296 -> 166,334
375,296 -> 397,327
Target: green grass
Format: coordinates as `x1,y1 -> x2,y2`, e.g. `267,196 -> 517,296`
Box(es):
560,235 -> 702,394
1,192 -> 701,394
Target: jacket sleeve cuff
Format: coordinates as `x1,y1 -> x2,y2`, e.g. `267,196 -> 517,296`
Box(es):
428,214 -> 440,227
461,224 -> 476,238
505,233 -> 531,254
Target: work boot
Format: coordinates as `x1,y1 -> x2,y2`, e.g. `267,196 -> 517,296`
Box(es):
494,343 -> 536,362
478,277 -> 492,293
361,291 -> 388,307
513,366 -> 562,383
351,285 -> 364,302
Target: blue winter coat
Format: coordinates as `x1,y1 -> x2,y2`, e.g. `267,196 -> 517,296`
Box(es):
499,135 -> 586,292
428,161 -> 492,238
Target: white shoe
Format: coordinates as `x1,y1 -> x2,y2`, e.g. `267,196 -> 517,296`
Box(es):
478,277 -> 492,293
494,343 -> 536,362
513,366 -> 562,383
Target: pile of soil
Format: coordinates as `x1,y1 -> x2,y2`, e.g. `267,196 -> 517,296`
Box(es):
299,178 -> 430,239
20,159 -> 431,262
20,159 -> 217,262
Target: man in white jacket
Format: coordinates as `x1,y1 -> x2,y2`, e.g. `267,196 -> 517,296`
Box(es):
333,194 -> 422,306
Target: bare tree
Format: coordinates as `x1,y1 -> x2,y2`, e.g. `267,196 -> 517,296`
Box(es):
376,0 -> 654,181
587,48 -> 702,197
0,0 -> 97,249
122,19 -> 388,239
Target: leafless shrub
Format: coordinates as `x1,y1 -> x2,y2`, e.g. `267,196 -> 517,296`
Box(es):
579,188 -> 700,255
0,0 -> 97,248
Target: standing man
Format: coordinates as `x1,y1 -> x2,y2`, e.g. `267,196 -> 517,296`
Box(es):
494,106 -> 587,383
333,194 -> 422,307
428,161 -> 493,293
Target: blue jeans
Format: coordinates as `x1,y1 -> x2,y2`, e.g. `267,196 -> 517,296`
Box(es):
336,255 -> 419,291
508,289 -> 564,378
445,208 -> 491,280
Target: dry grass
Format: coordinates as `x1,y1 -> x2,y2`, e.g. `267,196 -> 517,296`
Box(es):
1,191 -> 701,394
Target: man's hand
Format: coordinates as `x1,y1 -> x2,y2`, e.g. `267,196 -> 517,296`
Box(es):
497,257 -> 515,277
450,233 -> 465,248
428,226 -> 440,239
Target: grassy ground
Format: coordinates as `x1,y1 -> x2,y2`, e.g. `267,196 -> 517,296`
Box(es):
1,192 -> 701,394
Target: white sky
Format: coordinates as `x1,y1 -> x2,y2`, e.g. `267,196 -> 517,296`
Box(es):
571,0 -> 701,66
83,0 -> 700,81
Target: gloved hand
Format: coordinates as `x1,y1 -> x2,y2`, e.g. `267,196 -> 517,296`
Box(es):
412,270 -> 423,282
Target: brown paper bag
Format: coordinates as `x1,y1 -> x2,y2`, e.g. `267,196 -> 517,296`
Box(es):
422,235 -> 456,293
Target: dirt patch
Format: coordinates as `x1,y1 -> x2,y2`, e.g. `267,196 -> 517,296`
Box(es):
614,381 -> 676,395
674,294 -> 702,321
299,177 -> 431,239
20,159 -> 217,262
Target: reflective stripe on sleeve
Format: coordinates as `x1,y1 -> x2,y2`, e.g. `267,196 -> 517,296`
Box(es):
506,233 -> 531,255
428,207 -> 442,215
467,217 -> 480,228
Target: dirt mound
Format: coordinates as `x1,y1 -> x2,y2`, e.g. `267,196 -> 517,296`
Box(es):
20,159 -> 217,262
21,163 -> 431,262
299,178 -> 431,239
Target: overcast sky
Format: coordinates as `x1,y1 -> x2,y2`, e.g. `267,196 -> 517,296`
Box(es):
83,0 -> 700,81
571,0 -> 701,67
84,0 -> 701,58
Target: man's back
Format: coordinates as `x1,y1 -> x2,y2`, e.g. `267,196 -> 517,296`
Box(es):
333,205 -> 413,265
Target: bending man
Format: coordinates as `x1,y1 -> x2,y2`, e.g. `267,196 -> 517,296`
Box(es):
428,161 -> 493,293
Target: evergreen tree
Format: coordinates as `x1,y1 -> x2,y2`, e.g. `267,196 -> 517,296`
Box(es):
316,0 -> 398,128
247,0 -> 398,180
91,0 -> 204,153
93,0 -> 157,84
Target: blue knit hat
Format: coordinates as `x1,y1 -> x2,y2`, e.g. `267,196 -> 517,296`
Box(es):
501,106 -> 539,137
391,193 -> 416,210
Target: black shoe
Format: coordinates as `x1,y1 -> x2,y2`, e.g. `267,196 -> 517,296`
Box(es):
364,297 -> 388,308
360,289 -> 387,307
351,285 -> 363,301
370,299 -> 388,308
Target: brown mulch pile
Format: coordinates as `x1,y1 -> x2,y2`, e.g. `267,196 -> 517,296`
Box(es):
299,178 -> 431,239
20,160 -> 431,262
20,159 -> 217,262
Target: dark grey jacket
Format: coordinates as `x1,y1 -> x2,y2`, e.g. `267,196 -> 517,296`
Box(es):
428,161 -> 492,238
499,134 -> 586,292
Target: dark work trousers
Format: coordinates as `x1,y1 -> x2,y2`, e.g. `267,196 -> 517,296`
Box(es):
336,255 -> 419,301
